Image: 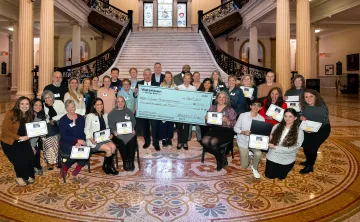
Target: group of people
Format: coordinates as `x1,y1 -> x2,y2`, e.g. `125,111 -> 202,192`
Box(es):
0,62 -> 331,186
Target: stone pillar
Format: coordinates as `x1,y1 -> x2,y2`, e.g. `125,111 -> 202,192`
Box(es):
249,25 -> 258,66
276,0 -> 290,90
10,21 -> 18,92
54,36 -> 59,67
270,38 -> 276,71
139,0 -> 143,30
95,37 -> 103,55
153,0 -> 158,28
16,0 -> 34,98
38,0 -> 54,97
296,0 -> 311,79
310,25 -> 317,78
71,21 -> 81,65
173,0 -> 177,27
187,0 -> 192,28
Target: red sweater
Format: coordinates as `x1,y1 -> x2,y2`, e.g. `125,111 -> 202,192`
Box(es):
259,99 -> 288,125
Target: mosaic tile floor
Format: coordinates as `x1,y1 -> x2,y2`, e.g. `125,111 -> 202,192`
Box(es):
0,92 -> 359,222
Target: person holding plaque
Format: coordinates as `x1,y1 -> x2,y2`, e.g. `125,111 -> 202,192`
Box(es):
97,75 -> 116,114
259,87 -> 287,126
64,77 -> 86,116
80,78 -> 96,115
90,76 -> 100,95
202,91 -> 237,171
240,74 -> 258,112
85,98 -> 118,175
265,108 -> 304,180
257,71 -> 283,98
117,79 -> 136,113
1,97 -> 35,186
211,70 -> 226,93
176,73 -> 197,150
42,90 -> 66,170
299,89 -> 331,174
233,99 -> 265,179
226,75 -> 245,115
59,100 -> 87,177
159,71 -> 176,147
108,96 -> 137,171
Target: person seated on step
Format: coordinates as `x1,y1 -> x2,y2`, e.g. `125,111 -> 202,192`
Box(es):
202,91 -> 237,171
85,98 -> 118,175
174,64 -> 191,86
108,96 -> 137,171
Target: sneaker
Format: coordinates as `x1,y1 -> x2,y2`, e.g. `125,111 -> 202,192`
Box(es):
27,177 -> 35,184
251,165 -> 261,179
15,177 -> 27,186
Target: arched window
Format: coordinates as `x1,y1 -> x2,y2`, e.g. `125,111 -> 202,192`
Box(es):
239,40 -> 265,67
64,39 -> 90,66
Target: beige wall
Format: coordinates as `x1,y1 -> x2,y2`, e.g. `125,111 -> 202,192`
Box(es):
0,34 -> 9,72
109,0 -> 139,24
318,27 -> 360,76
102,34 -> 115,52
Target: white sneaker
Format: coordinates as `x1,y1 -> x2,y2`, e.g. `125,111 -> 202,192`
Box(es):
27,177 -> 35,184
251,165 -> 261,179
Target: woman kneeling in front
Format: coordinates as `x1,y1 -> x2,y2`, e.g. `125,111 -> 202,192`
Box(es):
265,108 -> 304,180
59,99 -> 87,177
108,96 -> 137,171
85,98 -> 118,175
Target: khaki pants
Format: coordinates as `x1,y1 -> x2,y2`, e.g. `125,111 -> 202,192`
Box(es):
239,147 -> 262,170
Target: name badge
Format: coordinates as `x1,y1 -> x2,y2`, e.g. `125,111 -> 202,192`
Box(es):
125,97 -> 129,101
83,98 -> 86,102
230,93 -> 235,96
54,93 -> 60,98
219,85 -> 224,87
69,122 -> 76,127
103,93 -> 107,97
114,86 -> 118,90
131,85 -> 135,89
212,96 -> 216,100
125,115 -> 130,120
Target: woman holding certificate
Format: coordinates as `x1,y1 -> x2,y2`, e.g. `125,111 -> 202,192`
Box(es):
59,100 -> 87,177
1,97 -> 35,186
202,91 -> 237,171
259,87 -> 287,126
117,79 -> 136,113
64,77 -> 86,115
97,75 -> 116,114
42,90 -> 66,170
211,70 -> 226,93
265,108 -> 304,180
240,74 -> 258,112
299,89 -> 331,174
85,98 -> 118,175
176,73 -> 197,150
108,96 -> 137,171
80,78 -> 96,115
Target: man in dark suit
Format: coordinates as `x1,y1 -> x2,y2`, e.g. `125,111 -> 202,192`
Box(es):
135,68 -> 161,151
151,62 -> 165,84
173,64 -> 191,85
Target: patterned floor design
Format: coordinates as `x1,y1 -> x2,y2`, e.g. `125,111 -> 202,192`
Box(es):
0,92 -> 359,221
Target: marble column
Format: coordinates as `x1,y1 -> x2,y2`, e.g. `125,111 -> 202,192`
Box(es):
173,0 -> 177,28
95,37 -> 103,55
38,0 -> 54,97
153,0 -> 158,27
276,0 -> 290,90
270,38 -> 276,71
16,0 -> 34,98
310,25 -> 317,78
187,0 -> 192,28
10,21 -> 18,92
249,25 -> 258,66
139,0 -> 143,30
296,0 -> 311,79
54,36 -> 59,67
71,21 -> 81,65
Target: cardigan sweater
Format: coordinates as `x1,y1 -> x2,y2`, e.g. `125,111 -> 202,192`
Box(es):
108,107 -> 136,144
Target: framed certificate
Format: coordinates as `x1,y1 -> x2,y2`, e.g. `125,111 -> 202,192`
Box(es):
248,134 -> 269,150
240,86 -> 254,98
93,129 -> 111,143
300,120 -> 322,132
70,146 -> 91,159
207,112 -> 223,125
286,102 -> 301,112
266,104 -> 285,122
25,121 -> 48,138
285,96 -> 299,102
116,122 -> 132,135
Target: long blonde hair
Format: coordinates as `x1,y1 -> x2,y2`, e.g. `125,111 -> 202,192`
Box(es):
160,71 -> 176,88
68,77 -> 80,103
80,78 -> 91,94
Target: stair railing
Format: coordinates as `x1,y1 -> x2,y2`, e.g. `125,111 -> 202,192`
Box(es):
199,0 -> 272,85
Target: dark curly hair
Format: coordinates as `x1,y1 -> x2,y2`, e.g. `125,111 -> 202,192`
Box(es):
264,87 -> 284,110
198,78 -> 214,92
270,108 -> 299,147
300,88 -> 325,109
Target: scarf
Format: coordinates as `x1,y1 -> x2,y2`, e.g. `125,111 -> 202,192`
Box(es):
45,103 -> 57,120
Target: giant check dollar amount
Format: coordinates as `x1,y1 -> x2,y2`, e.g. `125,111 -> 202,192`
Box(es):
136,86 -> 213,125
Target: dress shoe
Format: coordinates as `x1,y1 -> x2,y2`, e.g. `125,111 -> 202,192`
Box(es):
143,143 -> 151,149
128,160 -> 135,171
15,178 -> 27,186
162,139 -> 167,147
47,163 -> 54,170
123,161 -> 129,171
167,139 -> 172,146
299,165 -> 314,174
27,177 -> 35,184
108,155 -> 119,175
154,145 -> 161,151
299,161 -> 307,166
183,143 -> 188,150
177,144 -> 182,150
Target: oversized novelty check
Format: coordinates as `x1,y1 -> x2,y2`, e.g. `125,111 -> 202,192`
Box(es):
136,85 -> 213,125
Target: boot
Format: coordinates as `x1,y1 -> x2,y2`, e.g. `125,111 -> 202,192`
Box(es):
108,155 -> 119,175
123,160 -> 129,171
102,156 -> 110,174
299,165 -> 314,174
299,161 -> 307,166
129,159 -> 135,172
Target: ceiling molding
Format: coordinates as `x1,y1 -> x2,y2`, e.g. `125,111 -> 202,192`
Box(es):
310,0 -> 360,23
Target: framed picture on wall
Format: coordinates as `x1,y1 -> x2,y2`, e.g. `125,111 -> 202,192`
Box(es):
325,64 -> 334,75
347,53 -> 359,71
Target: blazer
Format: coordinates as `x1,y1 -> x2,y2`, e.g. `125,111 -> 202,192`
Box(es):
134,80 -> 160,98
226,86 -> 245,115
1,110 -> 21,145
85,113 -> 109,148
151,73 -> 165,84
173,73 -> 184,86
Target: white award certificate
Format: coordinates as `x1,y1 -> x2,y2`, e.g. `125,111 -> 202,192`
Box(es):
248,134 -> 269,150
116,121 -> 132,135
93,129 -> 111,143
286,102 -> 301,112
300,120 -> 322,133
266,104 -> 285,122
240,86 -> 254,98
286,96 -> 299,102
207,112 -> 223,125
25,121 -> 48,138
70,146 -> 91,159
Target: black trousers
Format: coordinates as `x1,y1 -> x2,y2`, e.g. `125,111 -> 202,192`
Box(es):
113,136 -> 137,161
140,118 -> 160,146
1,140 -> 35,180
265,159 -> 295,180
159,121 -> 174,140
34,145 -> 42,169
177,123 -> 189,144
302,124 -> 331,166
